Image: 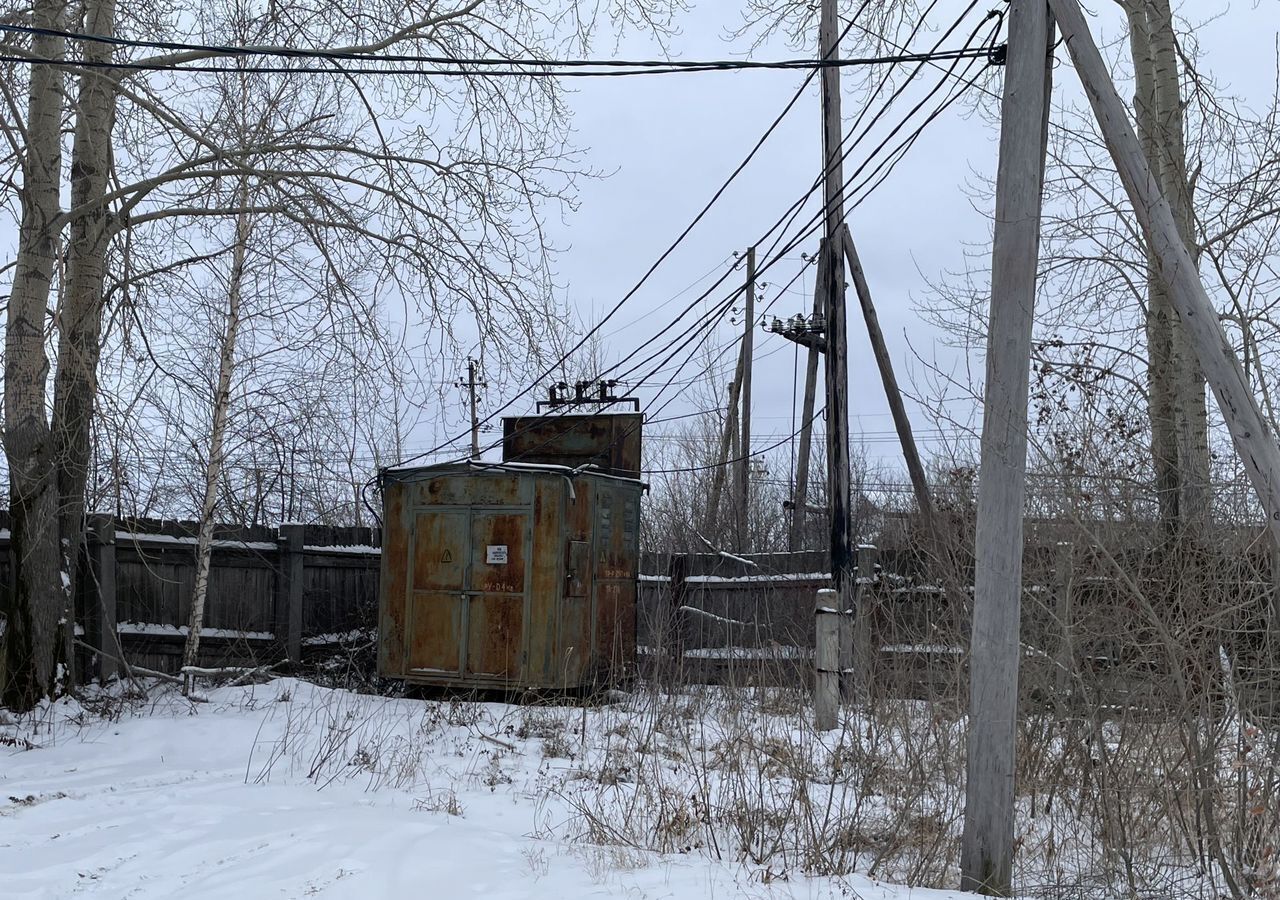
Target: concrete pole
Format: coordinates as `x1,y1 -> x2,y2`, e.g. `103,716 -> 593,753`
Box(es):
814,587 -> 839,731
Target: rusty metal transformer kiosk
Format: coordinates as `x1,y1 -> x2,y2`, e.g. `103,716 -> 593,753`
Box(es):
378,413 -> 644,691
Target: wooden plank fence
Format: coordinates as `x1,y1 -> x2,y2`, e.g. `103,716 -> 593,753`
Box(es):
2,515 -> 1276,710
0,513 -> 381,677
635,548 -> 968,696
636,546 -> 1280,713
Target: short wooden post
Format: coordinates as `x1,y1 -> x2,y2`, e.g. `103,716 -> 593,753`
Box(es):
815,587 -> 840,730
87,514 -> 119,682
278,524 -> 305,664
665,553 -> 690,683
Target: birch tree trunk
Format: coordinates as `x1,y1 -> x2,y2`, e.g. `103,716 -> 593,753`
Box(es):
182,184 -> 251,693
3,0 -> 678,707
1,0 -> 67,712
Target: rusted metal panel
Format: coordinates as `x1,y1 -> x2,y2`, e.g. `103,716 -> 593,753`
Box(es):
412,511 -> 467,591
555,536 -> 593,685
379,461 -> 643,690
405,509 -> 468,674
592,480 -> 641,677
565,540 -> 590,598
469,512 -> 527,594
466,595 -> 523,678
526,481 -> 563,684
466,511 -> 529,681
502,413 -> 643,478
416,473 -> 525,507
408,591 -> 462,673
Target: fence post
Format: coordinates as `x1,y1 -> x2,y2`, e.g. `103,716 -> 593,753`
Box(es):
278,524 -> 305,664
847,545 -> 878,705
1270,535 -> 1280,684
87,514 -> 119,682
665,553 -> 689,683
815,587 -> 840,730
1054,541 -> 1075,702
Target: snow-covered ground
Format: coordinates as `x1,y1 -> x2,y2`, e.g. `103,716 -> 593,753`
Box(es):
1,680 -> 978,899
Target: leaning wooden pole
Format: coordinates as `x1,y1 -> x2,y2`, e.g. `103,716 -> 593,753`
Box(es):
1048,0 -> 1280,544
840,225 -> 938,537
960,1 -> 1053,895
707,341 -> 746,531
790,240 -> 828,552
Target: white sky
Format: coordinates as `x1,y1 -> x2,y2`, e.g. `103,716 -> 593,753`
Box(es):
435,0 -> 1280,482
1,1 -> 1276,490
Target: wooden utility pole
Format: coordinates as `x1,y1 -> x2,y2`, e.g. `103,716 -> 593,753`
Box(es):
961,1 -> 1053,895
820,0 -> 853,601
790,241 -> 827,552
737,246 -> 756,550
1048,0 -> 1280,546
708,352 -> 745,527
460,358 -> 486,460
840,226 -> 937,536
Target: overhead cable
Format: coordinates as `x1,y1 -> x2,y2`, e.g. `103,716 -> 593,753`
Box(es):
0,23 -> 1001,78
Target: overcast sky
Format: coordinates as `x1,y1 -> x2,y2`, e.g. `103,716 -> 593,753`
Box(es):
1,1 -> 1275,488
434,0 -> 1280,483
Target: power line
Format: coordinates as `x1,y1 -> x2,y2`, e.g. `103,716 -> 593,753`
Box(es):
0,23 -> 999,78
644,407 -> 827,475
385,7 -> 881,467
756,1 -> 999,268
400,1 -> 999,464
588,14 -> 998,429
639,256 -> 815,419
477,255 -> 814,474
397,2 -> 997,466
600,255 -> 735,340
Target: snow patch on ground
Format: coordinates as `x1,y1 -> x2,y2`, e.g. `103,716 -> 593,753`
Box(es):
0,681 -> 980,900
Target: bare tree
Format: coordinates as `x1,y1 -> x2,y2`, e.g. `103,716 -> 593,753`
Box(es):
1122,0 -> 1210,537
0,0 -> 681,709
919,4 -> 1280,539
2,0 -> 70,710
182,182 -> 250,690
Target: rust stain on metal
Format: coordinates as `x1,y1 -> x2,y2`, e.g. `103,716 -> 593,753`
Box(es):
468,595 -> 523,678
408,592 -> 460,672
379,463 -> 643,690
377,484 -> 409,674
412,511 -> 466,591
502,413 -> 642,477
